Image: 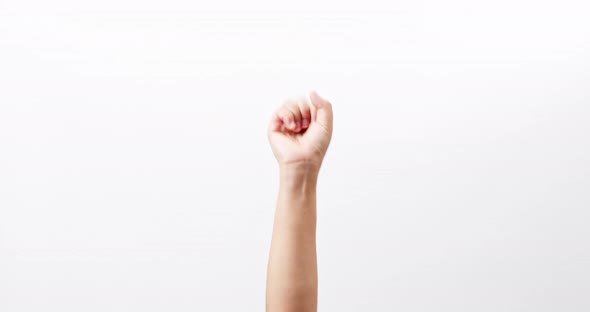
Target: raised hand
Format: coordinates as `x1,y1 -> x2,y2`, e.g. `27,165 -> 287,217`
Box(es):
268,91 -> 333,171
266,91 -> 333,312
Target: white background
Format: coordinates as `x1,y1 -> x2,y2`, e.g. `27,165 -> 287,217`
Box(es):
1,0 -> 589,311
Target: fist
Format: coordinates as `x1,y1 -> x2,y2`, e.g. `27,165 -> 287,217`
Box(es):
268,91 -> 333,170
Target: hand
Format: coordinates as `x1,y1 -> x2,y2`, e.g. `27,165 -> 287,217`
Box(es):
268,91 -> 333,171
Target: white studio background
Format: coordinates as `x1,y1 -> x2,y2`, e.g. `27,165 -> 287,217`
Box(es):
0,0 -> 589,311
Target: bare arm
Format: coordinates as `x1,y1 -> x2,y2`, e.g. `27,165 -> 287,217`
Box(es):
266,92 -> 333,312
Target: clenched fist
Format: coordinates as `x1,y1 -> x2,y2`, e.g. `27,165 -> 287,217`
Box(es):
268,91 -> 333,171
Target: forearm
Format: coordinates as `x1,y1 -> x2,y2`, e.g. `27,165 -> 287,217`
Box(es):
266,164 -> 319,312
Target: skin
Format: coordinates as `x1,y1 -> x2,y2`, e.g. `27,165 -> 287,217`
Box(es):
266,91 -> 333,312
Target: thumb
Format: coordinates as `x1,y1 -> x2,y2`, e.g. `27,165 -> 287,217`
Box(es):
309,91 -> 333,133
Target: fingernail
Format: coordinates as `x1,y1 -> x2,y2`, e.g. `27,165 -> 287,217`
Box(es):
310,91 -> 320,107
302,119 -> 309,128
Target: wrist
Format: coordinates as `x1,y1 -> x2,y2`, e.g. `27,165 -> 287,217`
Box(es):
279,161 -> 320,177
279,162 -> 320,189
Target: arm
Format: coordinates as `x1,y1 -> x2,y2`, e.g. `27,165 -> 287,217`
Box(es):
266,91 -> 333,312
